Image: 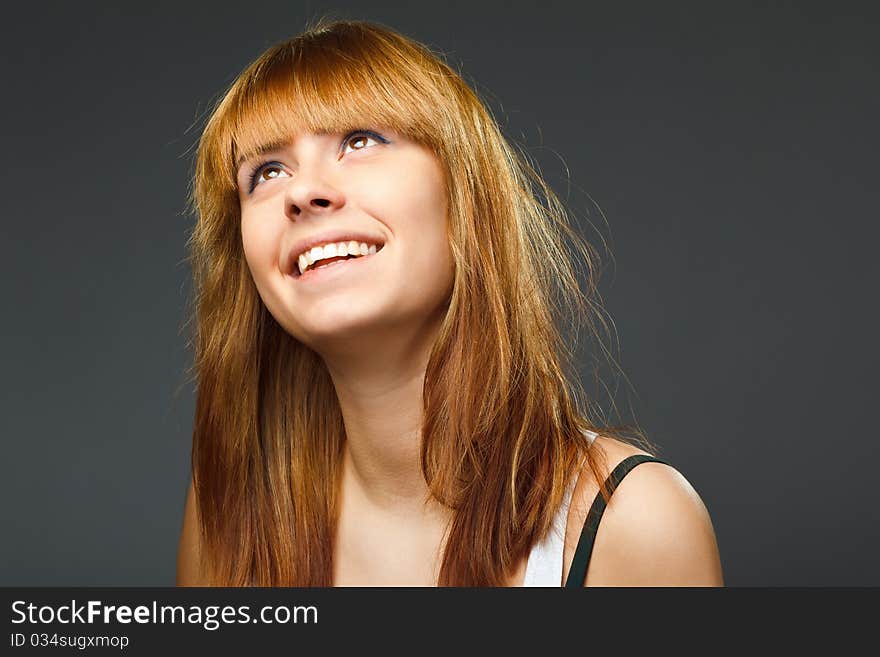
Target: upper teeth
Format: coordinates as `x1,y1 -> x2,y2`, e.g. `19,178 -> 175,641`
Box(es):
297,241 -> 380,275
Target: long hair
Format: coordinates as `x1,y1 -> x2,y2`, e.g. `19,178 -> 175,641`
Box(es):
185,18 -> 655,585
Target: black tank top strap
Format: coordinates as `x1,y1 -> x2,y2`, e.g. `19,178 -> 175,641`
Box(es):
563,454 -> 670,588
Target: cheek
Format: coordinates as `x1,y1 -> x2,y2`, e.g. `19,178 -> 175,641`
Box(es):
411,170 -> 450,269
240,213 -> 289,320
372,158 -> 449,239
240,212 -> 281,277
387,166 -> 453,293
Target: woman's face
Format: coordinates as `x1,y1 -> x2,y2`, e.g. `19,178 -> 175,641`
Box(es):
236,127 -> 454,354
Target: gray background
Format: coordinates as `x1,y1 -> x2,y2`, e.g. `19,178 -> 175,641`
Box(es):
1,1 -> 877,586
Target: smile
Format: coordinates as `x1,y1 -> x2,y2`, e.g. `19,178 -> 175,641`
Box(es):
291,244 -> 385,284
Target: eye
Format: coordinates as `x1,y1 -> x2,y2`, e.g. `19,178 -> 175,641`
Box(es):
341,130 -> 388,157
243,130 -> 389,194
247,162 -> 289,192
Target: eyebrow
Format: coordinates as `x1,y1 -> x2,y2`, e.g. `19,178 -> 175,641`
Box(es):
236,139 -> 290,168
235,130 -> 340,168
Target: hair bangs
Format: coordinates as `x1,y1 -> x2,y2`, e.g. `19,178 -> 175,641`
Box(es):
212,32 -> 446,192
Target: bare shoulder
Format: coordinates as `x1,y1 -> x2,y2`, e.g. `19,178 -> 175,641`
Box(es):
176,479 -> 209,586
562,435 -> 724,586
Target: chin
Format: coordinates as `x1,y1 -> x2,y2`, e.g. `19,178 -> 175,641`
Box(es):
296,305 -> 390,346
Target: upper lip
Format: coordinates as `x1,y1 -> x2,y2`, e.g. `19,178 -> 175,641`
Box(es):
286,229 -> 386,276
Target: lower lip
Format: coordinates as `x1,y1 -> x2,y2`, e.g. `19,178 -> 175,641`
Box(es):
291,247 -> 384,284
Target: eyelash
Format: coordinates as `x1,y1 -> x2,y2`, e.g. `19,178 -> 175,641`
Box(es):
245,129 -> 388,193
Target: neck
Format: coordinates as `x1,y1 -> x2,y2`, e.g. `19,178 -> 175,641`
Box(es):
318,310 -> 448,520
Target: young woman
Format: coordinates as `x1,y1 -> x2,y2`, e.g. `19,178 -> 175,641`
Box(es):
177,19 -> 723,587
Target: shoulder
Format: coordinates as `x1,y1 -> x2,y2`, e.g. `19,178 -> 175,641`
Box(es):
177,479 -> 209,586
563,435 -> 724,586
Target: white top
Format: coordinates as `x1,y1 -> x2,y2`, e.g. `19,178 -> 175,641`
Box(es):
521,431 -> 596,587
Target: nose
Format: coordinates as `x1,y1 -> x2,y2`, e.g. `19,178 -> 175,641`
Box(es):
284,168 -> 345,219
